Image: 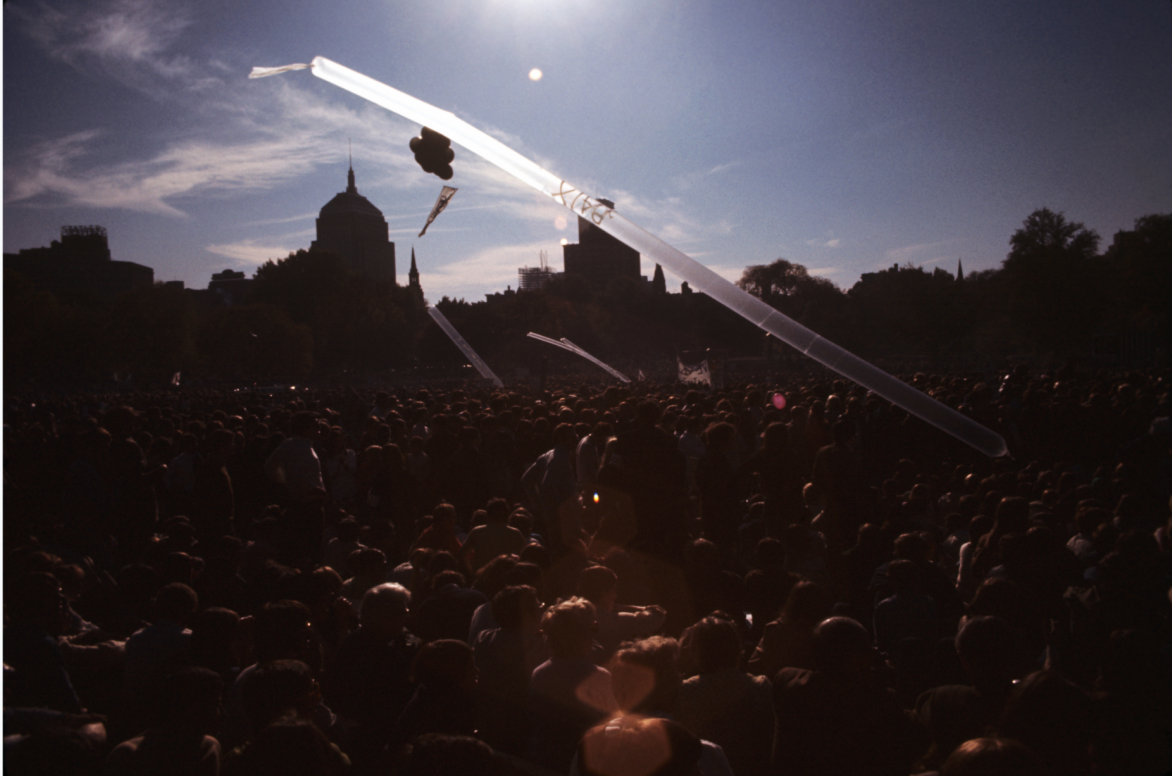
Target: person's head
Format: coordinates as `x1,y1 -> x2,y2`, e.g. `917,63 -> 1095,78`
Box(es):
636,400 -> 662,427
253,599 -> 314,663
541,597 -> 598,659
7,572 -> 70,636
492,585 -> 542,632
242,716 -> 336,776
335,517 -> 362,543
241,659 -> 320,730
954,616 -> 1019,693
576,565 -> 619,611
609,636 -> 681,715
688,616 -> 742,675
810,617 -> 873,678
404,734 -> 498,776
154,582 -> 199,624
472,554 -> 519,598
151,666 -> 224,733
999,671 -> 1097,776
410,639 -> 477,692
189,606 -> 242,668
553,423 -> 577,450
484,497 -> 510,525
433,503 -> 458,528
886,559 -> 921,594
591,422 -> 614,444
290,411 -> 317,438
706,422 -> 737,453
941,738 -> 1044,776
781,580 -> 833,624
577,717 -> 702,776
993,496 -> 1030,535
350,547 -> 388,581
893,532 -> 930,564
360,582 -> 411,638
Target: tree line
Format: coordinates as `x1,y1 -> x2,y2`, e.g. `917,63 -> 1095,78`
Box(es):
5,208 -> 1169,390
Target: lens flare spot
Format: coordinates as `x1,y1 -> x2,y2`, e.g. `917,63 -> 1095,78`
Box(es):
529,68 -> 543,81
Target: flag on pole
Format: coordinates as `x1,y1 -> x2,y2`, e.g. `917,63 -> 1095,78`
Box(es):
419,186 -> 458,237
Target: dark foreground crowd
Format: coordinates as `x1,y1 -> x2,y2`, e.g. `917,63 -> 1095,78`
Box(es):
4,367 -> 1171,776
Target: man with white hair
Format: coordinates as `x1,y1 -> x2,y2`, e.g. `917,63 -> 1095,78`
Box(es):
325,583 -> 419,768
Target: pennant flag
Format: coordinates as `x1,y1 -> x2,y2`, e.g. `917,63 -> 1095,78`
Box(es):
677,358 -> 710,387
419,185 -> 458,237
637,370 -> 646,381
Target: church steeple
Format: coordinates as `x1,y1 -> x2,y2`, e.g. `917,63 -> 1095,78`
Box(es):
956,258 -> 964,282
409,247 -> 422,296
346,164 -> 357,195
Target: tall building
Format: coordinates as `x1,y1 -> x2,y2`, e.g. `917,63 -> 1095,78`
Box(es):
3,225 -> 153,300
562,199 -> 641,284
311,164 -> 396,283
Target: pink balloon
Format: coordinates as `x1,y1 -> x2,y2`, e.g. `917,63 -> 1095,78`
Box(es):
771,393 -> 786,410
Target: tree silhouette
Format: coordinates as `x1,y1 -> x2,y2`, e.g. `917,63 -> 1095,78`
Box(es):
1001,208 -> 1104,354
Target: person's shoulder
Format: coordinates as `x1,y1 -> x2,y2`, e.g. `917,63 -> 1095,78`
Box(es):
774,666 -> 814,688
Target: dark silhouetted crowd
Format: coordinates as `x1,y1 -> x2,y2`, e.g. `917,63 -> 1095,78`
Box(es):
4,367 -> 1171,776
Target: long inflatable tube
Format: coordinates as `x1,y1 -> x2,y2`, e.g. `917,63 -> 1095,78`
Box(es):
526,332 -> 630,382
559,338 -> 631,383
252,58 -> 1007,457
428,306 -> 503,388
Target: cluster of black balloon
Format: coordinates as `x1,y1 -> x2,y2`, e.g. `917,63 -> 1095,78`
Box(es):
410,127 -> 454,180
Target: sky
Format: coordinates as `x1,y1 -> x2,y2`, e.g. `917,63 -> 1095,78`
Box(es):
4,0 -> 1171,303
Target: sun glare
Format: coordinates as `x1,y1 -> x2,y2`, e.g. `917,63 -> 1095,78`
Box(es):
528,68 -> 543,81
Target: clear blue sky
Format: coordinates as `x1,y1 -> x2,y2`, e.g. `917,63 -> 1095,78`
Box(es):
5,0 -> 1171,302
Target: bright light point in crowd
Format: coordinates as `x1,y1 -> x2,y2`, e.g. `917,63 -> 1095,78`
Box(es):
529,68 -> 543,81
560,238 -> 569,246
554,216 -> 567,230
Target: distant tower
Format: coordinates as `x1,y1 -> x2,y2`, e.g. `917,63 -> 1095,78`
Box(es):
408,247 -> 422,297
311,162 -> 397,283
652,263 -> 666,294
956,258 -> 964,282
562,199 -> 641,283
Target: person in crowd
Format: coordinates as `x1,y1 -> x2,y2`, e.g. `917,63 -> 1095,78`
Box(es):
771,617 -> 929,776
472,584 -> 547,755
576,565 -> 667,661
529,597 -> 619,773
105,666 -> 224,776
459,499 -> 527,575
522,422 -> 583,556
675,615 -> 774,776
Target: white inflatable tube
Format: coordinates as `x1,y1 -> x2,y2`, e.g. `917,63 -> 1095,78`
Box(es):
251,59 -> 1007,457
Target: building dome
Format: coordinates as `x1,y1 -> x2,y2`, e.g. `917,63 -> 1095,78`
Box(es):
319,167 -> 386,218
312,165 -> 396,283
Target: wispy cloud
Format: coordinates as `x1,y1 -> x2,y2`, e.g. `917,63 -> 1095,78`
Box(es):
205,238 -> 304,269
883,240 -> 958,266
12,0 -> 198,96
419,240 -> 549,300
805,231 -> 841,249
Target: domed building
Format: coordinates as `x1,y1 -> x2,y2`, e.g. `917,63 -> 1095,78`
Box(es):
311,164 -> 396,283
